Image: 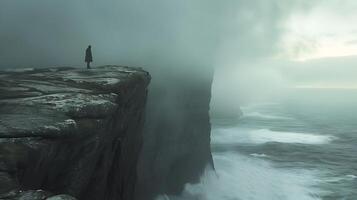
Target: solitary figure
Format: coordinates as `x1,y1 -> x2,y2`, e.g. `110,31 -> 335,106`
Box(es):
85,45 -> 93,69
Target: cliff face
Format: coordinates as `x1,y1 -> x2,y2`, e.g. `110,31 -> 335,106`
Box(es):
0,66 -> 150,200
135,75 -> 214,200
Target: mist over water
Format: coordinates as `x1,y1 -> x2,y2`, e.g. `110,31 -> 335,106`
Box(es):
1,1 -> 357,200
158,89 -> 357,200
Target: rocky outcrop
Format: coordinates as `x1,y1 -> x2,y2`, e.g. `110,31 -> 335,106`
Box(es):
135,74 -> 214,200
0,66 -> 150,200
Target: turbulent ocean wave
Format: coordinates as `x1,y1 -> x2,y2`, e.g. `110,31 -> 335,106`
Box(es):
159,90 -> 357,199
157,153 -> 322,200
243,111 -> 293,120
212,127 -> 335,145
250,153 -> 269,158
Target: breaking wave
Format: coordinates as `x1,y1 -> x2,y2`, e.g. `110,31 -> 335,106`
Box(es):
157,153 -> 322,200
212,127 -> 335,145
243,111 -> 293,120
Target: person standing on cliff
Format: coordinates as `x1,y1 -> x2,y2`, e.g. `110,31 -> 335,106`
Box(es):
85,45 -> 93,69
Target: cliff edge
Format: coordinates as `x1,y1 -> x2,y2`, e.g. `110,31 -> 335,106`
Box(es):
0,66 -> 150,200
136,74 -> 214,199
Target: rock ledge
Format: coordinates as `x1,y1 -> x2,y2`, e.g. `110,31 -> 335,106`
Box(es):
0,65 -> 150,200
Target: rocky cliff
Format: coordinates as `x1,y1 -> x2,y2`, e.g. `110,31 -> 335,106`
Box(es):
135,74 -> 214,200
0,66 -> 150,200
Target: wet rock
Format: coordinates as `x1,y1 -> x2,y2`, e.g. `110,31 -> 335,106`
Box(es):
0,172 -> 17,194
46,194 -> 77,200
0,66 -> 150,200
0,190 -> 51,200
17,190 -> 51,200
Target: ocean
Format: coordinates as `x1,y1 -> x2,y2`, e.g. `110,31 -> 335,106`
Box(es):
160,89 -> 357,200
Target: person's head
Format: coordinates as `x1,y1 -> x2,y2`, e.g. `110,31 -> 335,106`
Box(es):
88,45 -> 91,49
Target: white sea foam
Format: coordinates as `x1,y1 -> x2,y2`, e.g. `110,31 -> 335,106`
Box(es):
346,175 -> 357,180
241,102 -> 279,111
323,174 -> 357,183
212,127 -> 335,145
250,153 -> 269,158
157,153 -> 322,200
244,111 -> 293,120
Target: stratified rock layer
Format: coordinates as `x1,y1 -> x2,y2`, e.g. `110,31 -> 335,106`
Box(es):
0,66 -> 150,200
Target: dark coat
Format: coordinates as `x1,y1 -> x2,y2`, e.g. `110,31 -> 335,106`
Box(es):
85,47 -> 93,62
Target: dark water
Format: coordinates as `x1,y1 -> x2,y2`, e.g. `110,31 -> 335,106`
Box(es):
159,89 -> 357,200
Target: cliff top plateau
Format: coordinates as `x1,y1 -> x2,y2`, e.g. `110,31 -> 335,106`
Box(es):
0,65 -> 150,139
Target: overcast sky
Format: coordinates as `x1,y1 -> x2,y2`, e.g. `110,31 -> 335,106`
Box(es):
1,0 -> 357,102
212,0 -> 357,83
210,0 -> 357,103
